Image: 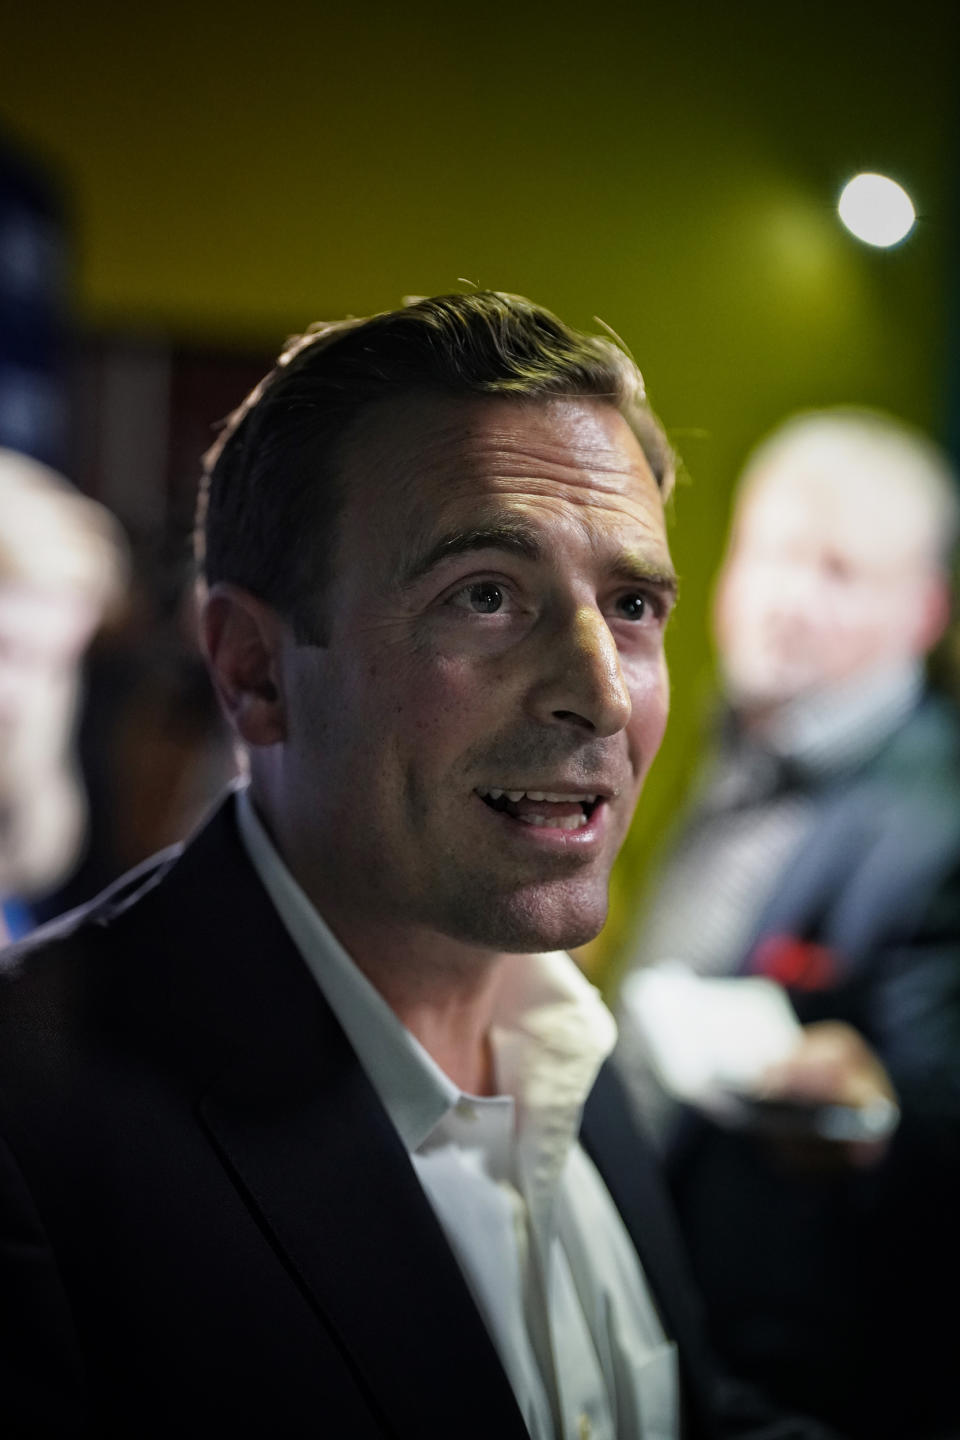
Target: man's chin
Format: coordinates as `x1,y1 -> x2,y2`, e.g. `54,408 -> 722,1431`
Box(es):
444,878 -> 610,955
724,669 -> 813,714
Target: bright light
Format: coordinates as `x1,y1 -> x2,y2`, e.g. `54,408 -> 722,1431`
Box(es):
838,173 -> 916,248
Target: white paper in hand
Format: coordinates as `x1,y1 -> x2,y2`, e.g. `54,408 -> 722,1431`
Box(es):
619,961 -> 802,1123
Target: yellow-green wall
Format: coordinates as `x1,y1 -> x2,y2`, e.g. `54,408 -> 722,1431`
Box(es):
5,0 -> 956,978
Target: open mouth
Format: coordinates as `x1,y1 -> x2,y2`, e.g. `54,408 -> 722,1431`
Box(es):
475,787 -> 603,832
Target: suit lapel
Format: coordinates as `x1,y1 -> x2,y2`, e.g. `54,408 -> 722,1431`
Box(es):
199,1009 -> 527,1438
153,800 -> 528,1439
746,784 -> 870,955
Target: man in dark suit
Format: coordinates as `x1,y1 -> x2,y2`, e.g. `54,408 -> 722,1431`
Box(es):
616,409 -> 960,1440
0,293 -> 830,1438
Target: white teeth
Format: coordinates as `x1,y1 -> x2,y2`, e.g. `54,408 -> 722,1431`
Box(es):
518,811 -> 589,830
478,788 -> 601,804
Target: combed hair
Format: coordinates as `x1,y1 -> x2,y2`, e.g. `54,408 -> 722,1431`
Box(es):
196,290 -> 673,641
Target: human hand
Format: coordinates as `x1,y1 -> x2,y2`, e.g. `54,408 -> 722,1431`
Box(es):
754,1020 -> 899,1170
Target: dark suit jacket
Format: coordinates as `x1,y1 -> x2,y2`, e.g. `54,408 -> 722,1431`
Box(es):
663,694 -> 960,1440
0,797 -> 830,1439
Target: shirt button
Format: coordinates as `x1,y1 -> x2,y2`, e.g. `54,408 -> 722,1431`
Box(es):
577,1413 -> 592,1440
455,1099 -> 476,1121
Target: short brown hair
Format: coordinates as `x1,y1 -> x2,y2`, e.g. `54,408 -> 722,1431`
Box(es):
196,291 -> 673,641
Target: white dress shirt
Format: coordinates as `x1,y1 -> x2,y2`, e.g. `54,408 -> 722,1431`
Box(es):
237,789 -> 678,1440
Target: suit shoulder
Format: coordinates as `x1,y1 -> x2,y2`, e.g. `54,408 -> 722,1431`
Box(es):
877,693 -> 960,789
0,844 -> 182,1021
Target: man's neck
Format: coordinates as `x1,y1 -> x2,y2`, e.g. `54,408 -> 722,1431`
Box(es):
734,657 -> 924,764
245,775 -> 522,1095
316,911 -> 508,1096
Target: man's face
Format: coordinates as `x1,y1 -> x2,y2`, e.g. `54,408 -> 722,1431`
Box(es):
713,454 -> 939,711
272,393 -> 674,956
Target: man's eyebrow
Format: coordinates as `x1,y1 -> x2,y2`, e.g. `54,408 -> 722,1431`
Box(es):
400,522 -> 543,587
614,553 -> 679,605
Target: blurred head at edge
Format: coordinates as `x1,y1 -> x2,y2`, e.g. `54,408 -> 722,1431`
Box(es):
0,449 -> 127,899
712,409 -> 959,720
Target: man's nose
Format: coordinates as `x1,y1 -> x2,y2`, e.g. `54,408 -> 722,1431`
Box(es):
527,605 -> 632,736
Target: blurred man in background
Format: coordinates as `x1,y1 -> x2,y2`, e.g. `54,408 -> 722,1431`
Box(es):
0,448 -> 126,942
616,409 -> 960,1439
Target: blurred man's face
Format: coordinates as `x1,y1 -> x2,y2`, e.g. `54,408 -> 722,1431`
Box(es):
0,582 -> 96,791
0,580 -> 99,891
713,450 -> 943,712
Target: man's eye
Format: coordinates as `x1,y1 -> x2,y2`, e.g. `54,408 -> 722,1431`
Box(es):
452,582 -> 505,614
616,592 -> 649,621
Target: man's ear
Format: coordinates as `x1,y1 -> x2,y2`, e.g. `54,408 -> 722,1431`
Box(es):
201,584 -> 288,747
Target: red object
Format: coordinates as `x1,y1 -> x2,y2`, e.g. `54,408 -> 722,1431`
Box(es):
748,933 -> 839,990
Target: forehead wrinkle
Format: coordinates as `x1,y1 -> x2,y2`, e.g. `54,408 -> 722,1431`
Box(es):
361,423 -> 654,505
483,432 -> 649,481
346,396 -> 661,534
476,430 -> 658,501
